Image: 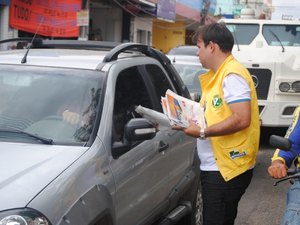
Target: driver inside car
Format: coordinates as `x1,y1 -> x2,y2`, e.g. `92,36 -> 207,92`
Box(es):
61,109 -> 82,125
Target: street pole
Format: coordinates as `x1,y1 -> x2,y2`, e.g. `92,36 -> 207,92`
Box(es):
78,0 -> 89,40
200,0 -> 210,25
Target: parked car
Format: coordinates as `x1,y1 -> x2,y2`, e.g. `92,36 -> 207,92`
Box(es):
0,38 -> 202,225
168,45 -> 198,56
167,54 -> 207,102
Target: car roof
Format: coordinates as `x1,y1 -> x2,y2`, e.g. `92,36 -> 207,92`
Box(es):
168,45 -> 198,56
166,54 -> 201,65
0,48 -> 108,70
0,39 -> 165,70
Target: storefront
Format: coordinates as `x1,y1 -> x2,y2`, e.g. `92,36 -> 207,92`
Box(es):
152,0 -> 203,53
88,0 -> 155,44
1,0 -> 210,52
0,0 -> 17,42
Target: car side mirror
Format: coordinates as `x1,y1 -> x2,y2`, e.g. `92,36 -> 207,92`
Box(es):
112,118 -> 157,159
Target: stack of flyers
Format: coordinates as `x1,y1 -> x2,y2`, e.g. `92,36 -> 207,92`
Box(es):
161,89 -> 206,128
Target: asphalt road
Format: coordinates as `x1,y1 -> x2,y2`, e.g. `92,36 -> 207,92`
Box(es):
235,128 -> 290,225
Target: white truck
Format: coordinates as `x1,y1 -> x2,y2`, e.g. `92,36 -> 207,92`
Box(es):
220,18 -> 300,128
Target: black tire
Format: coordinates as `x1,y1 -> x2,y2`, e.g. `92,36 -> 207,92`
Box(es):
186,179 -> 203,225
177,152 -> 203,225
192,180 -> 203,225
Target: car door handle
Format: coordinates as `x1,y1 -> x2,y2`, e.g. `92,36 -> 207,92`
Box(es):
158,140 -> 169,152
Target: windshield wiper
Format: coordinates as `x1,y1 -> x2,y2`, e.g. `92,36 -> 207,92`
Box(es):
0,127 -> 54,144
269,30 -> 285,52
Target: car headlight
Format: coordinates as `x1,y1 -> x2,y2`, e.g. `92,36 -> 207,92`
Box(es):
0,208 -> 50,225
278,80 -> 300,93
292,81 -> 300,92
279,82 -> 290,92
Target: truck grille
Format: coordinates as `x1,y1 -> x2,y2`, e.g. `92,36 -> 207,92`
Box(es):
248,68 -> 272,100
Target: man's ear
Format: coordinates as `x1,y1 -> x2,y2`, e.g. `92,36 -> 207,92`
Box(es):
209,41 -> 219,53
208,41 -> 215,52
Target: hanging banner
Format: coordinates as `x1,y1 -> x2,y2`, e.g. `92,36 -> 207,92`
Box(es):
157,0 -> 176,22
10,0 -> 81,37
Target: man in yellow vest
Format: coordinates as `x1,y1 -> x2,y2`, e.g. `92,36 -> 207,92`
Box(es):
173,23 -> 260,225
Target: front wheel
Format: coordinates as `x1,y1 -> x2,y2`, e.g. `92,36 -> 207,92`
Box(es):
178,179 -> 203,225
193,182 -> 203,225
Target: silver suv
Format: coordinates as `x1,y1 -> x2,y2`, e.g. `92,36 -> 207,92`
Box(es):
0,39 -> 202,225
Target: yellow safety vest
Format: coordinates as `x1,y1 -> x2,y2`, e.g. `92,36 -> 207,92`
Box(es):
199,55 -> 260,181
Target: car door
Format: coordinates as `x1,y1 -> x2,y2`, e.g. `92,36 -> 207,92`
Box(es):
143,64 -> 196,196
108,64 -> 171,225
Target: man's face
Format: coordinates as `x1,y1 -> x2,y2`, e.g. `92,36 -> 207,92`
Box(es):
196,38 -> 209,69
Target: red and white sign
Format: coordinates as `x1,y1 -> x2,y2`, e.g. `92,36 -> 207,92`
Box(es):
10,0 -> 81,37
77,9 -> 89,26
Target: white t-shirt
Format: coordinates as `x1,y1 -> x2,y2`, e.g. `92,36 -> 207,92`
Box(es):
197,73 -> 251,171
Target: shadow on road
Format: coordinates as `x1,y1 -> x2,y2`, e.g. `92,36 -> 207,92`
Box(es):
235,127 -> 290,225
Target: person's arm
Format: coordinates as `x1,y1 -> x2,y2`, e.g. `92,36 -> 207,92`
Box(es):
173,74 -> 251,138
174,101 -> 250,138
268,159 -> 288,179
268,106 -> 300,178
205,101 -> 250,137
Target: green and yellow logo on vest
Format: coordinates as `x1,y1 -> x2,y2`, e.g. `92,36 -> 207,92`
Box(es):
212,95 -> 222,108
229,150 -> 246,159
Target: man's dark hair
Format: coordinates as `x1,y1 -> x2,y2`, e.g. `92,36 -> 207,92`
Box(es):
192,22 -> 234,53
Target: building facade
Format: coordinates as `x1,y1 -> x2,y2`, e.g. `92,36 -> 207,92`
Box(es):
0,0 -> 289,53
0,1 -> 17,41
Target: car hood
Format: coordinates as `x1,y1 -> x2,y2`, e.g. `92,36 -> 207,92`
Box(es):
0,142 -> 87,210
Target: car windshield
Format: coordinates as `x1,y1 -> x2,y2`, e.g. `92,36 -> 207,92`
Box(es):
262,24 -> 300,46
0,65 -> 104,145
226,24 -> 259,45
172,63 -> 207,95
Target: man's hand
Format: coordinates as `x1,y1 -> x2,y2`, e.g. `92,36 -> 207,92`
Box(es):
62,110 -> 81,125
172,119 -> 201,138
268,160 -> 288,179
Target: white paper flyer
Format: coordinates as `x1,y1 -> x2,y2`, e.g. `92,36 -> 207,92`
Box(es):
163,89 -> 206,128
135,89 -> 206,130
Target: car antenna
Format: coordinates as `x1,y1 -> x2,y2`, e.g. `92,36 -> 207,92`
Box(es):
21,17 -> 44,64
